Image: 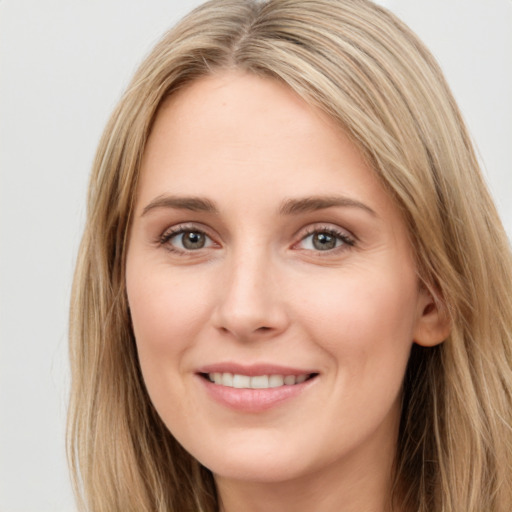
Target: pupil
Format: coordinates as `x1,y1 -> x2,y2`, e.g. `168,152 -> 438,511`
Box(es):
313,232 -> 336,250
183,231 -> 205,249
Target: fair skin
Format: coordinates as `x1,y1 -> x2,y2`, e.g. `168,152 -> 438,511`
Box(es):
126,72 -> 448,512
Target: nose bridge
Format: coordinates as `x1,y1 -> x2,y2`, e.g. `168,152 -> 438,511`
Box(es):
214,241 -> 287,338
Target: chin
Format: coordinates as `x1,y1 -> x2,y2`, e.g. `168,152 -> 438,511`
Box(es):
206,455 -> 310,484
180,427 -> 335,485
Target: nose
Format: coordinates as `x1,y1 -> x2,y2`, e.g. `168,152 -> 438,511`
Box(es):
211,247 -> 290,341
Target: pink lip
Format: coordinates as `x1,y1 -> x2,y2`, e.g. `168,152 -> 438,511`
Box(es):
196,362 -> 317,376
195,362 -> 319,413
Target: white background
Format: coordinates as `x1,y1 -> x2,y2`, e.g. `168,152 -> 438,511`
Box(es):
1,1 -> 510,510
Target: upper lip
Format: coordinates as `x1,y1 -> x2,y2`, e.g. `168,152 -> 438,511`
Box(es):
196,362 -> 318,377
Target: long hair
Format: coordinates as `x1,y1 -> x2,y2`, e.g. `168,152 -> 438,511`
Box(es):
68,1 -> 512,510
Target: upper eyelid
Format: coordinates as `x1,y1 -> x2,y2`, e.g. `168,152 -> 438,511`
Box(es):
301,225 -> 352,237
161,222 -> 212,238
294,223 -> 356,242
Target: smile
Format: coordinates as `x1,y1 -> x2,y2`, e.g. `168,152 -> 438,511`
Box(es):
198,370 -> 318,412
204,372 -> 314,389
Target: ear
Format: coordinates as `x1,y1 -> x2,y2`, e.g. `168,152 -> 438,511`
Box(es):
413,289 -> 451,347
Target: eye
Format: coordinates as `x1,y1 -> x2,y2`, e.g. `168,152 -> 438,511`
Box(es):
297,228 -> 355,252
160,227 -> 216,252
176,231 -> 208,250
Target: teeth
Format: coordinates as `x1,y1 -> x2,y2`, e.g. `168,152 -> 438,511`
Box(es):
284,375 -> 296,385
221,373 -> 233,386
207,372 -> 311,389
233,374 -> 250,388
250,375 -> 269,388
268,375 -> 284,388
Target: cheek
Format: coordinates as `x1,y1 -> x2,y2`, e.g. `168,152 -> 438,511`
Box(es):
295,265 -> 418,379
127,263 -> 209,342
125,261 -> 215,394
125,262 -> 219,433
288,268 -> 418,452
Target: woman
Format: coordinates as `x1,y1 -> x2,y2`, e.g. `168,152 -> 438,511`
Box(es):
68,1 -> 512,511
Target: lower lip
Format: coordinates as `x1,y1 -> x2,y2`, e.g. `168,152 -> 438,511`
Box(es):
198,376 -> 316,412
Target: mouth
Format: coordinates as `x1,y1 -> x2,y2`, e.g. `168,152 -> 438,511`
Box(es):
196,363 -> 319,411
200,372 -> 318,389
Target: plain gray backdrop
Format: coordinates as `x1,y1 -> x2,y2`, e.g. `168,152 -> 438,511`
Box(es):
1,1 -> 511,510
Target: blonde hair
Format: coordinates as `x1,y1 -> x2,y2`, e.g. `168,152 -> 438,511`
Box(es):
68,1 -> 512,511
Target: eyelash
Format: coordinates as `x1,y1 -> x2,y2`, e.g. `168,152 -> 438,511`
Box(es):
158,224 -> 356,255
296,226 -> 356,253
158,224 -> 215,254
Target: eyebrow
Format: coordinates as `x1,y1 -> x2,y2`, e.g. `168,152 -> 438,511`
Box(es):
279,196 -> 377,216
141,194 -> 376,217
141,195 -> 218,216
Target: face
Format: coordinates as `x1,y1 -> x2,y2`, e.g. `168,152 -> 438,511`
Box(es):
126,72 -> 439,486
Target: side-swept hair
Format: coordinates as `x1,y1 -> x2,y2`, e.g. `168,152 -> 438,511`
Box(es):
68,1 -> 512,510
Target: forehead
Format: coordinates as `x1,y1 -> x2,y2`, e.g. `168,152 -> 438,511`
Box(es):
138,72 -> 386,205
143,72 -> 340,175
